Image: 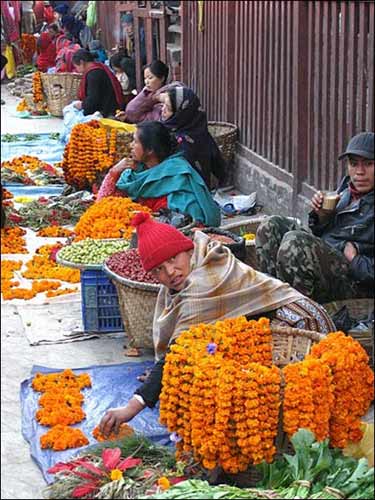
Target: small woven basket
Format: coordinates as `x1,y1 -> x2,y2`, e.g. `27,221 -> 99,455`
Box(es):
323,298 -> 374,365
41,73 -> 82,116
103,262 -> 161,350
111,130 -> 133,163
208,121 -> 238,165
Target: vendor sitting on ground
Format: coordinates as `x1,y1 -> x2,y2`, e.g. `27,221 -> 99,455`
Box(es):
97,121 -> 221,227
72,49 -> 124,117
256,131 -> 374,304
99,213 -> 335,434
115,60 -> 181,123
109,51 -> 136,106
36,24 -> 60,72
160,86 -> 227,189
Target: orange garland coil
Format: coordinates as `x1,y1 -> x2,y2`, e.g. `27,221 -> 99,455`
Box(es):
1,227 -> 28,254
32,71 -> 44,103
74,196 -> 151,240
92,423 -> 134,442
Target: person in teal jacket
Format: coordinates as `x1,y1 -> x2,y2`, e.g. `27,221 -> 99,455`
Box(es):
97,121 -> 221,227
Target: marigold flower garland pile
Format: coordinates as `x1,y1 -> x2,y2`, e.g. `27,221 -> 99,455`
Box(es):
16,98 -> 30,112
32,369 -> 91,451
160,317 -> 280,473
306,332 -> 374,447
1,227 -> 28,254
32,71 -> 44,103
160,318 -> 374,473
61,121 -> 118,189
20,34 -> 37,63
74,196 -> 152,240
36,226 -> 75,238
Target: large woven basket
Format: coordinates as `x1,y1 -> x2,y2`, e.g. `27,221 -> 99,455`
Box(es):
41,73 -> 82,117
208,121 -> 238,165
323,298 -> 374,365
103,262 -> 161,350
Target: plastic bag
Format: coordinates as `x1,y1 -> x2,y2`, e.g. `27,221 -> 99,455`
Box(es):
343,423 -> 374,467
60,102 -> 103,143
4,45 -> 16,79
99,118 -> 137,133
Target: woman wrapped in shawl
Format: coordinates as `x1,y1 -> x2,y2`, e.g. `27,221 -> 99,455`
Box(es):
97,121 -> 221,227
99,212 -> 335,436
161,86 -> 227,188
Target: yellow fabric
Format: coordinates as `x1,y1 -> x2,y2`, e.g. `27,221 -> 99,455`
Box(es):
343,423 -> 374,467
4,45 -> 16,80
152,231 -> 302,360
99,118 -> 136,133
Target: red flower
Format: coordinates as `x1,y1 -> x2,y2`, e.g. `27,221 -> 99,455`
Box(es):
8,213 -> 23,223
38,196 -> 49,204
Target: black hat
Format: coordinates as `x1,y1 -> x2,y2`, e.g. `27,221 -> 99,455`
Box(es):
338,132 -> 374,160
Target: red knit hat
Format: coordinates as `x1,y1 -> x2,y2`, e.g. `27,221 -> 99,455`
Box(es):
131,212 -> 194,271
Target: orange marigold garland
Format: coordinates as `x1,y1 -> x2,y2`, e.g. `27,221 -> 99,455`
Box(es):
74,196 -> 152,240
16,98 -> 31,112
36,226 -> 75,238
20,33 -> 37,63
1,227 -> 28,254
32,71 -> 44,103
61,121 -> 118,189
160,317 -> 281,473
282,358 -> 334,442
307,332 -> 374,448
32,369 -> 91,451
22,244 -> 80,283
92,423 -> 134,442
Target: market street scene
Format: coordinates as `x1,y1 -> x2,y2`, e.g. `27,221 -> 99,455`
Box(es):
1,1 -> 374,499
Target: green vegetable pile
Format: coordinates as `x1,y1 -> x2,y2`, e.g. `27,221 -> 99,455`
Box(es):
2,133 -> 21,143
58,238 -> 130,266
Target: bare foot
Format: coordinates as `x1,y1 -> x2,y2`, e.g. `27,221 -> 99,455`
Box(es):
124,347 -> 142,357
137,369 -> 152,382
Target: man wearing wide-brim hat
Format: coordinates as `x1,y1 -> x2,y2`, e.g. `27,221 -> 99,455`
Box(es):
256,131 -> 374,304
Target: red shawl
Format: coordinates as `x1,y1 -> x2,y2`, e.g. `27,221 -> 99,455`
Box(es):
78,62 -> 124,108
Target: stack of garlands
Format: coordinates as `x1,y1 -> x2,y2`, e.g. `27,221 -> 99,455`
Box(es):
32,369 -> 91,451
160,317 -> 374,474
1,226 -> 28,254
61,121 -> 118,189
74,196 -> 151,240
160,317 -> 281,473
1,155 -> 57,185
16,98 -> 31,112
20,34 -> 37,63
32,71 -> 44,103
36,226 -> 75,238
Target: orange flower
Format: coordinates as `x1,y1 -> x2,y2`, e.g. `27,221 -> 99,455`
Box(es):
20,34 -> 36,64
32,71 -> 44,104
36,226 -> 75,238
40,425 -> 89,451
1,227 -> 28,254
92,423 -> 134,442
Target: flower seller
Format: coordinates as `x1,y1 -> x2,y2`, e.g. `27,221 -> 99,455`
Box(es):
72,49 -> 124,118
97,121 -> 221,227
256,131 -> 374,304
99,212 -> 335,436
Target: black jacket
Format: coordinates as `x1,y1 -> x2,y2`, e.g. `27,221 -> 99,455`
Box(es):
308,176 -> 374,287
82,68 -> 118,118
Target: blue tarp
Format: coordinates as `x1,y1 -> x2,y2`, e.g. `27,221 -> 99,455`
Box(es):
1,134 -> 65,165
4,184 -> 65,197
21,362 -> 170,484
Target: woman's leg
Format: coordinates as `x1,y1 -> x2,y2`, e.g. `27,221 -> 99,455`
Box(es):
256,215 -> 299,276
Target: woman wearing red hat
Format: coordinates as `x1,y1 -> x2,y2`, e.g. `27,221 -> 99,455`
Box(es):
99,212 -> 335,437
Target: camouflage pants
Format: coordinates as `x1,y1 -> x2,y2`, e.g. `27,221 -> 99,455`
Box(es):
255,215 -> 358,304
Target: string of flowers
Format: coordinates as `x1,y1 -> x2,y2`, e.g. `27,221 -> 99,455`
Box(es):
306,331 -> 374,448
32,71 -> 44,103
282,358 -> 334,442
1,227 -> 28,254
32,369 -> 91,451
92,423 -> 134,442
36,226 -> 75,238
16,98 -> 31,112
160,317 -> 281,473
74,196 -> 152,240
61,121 -> 118,189
20,33 -> 37,64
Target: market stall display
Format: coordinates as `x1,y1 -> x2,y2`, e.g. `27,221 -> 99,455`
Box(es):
56,239 -> 130,268
1,155 -> 64,185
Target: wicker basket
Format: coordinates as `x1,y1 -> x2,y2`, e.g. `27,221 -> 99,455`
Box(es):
103,262 -> 161,350
323,298 -> 374,365
41,73 -> 82,117
208,121 -> 238,165
112,130 -> 133,163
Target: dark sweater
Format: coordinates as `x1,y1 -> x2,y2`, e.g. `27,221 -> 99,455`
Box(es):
82,68 -> 118,118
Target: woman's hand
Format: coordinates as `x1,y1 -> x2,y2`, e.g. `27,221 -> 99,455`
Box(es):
344,241 -> 358,262
99,397 -> 145,437
311,191 -> 324,212
73,100 -> 83,110
110,158 -> 135,176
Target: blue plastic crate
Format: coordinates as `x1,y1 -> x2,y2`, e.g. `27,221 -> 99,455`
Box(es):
80,269 -> 123,332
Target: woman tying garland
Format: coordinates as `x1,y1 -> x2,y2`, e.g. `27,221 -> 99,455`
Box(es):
72,49 -> 124,117
99,213 -> 335,436
160,86 -> 227,188
97,121 -> 221,227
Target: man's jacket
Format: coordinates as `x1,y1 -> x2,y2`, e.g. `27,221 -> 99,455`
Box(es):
309,176 -> 374,287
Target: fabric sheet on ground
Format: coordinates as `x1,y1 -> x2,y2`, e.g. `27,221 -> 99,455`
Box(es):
21,362 -> 170,483
1,133 -> 65,164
